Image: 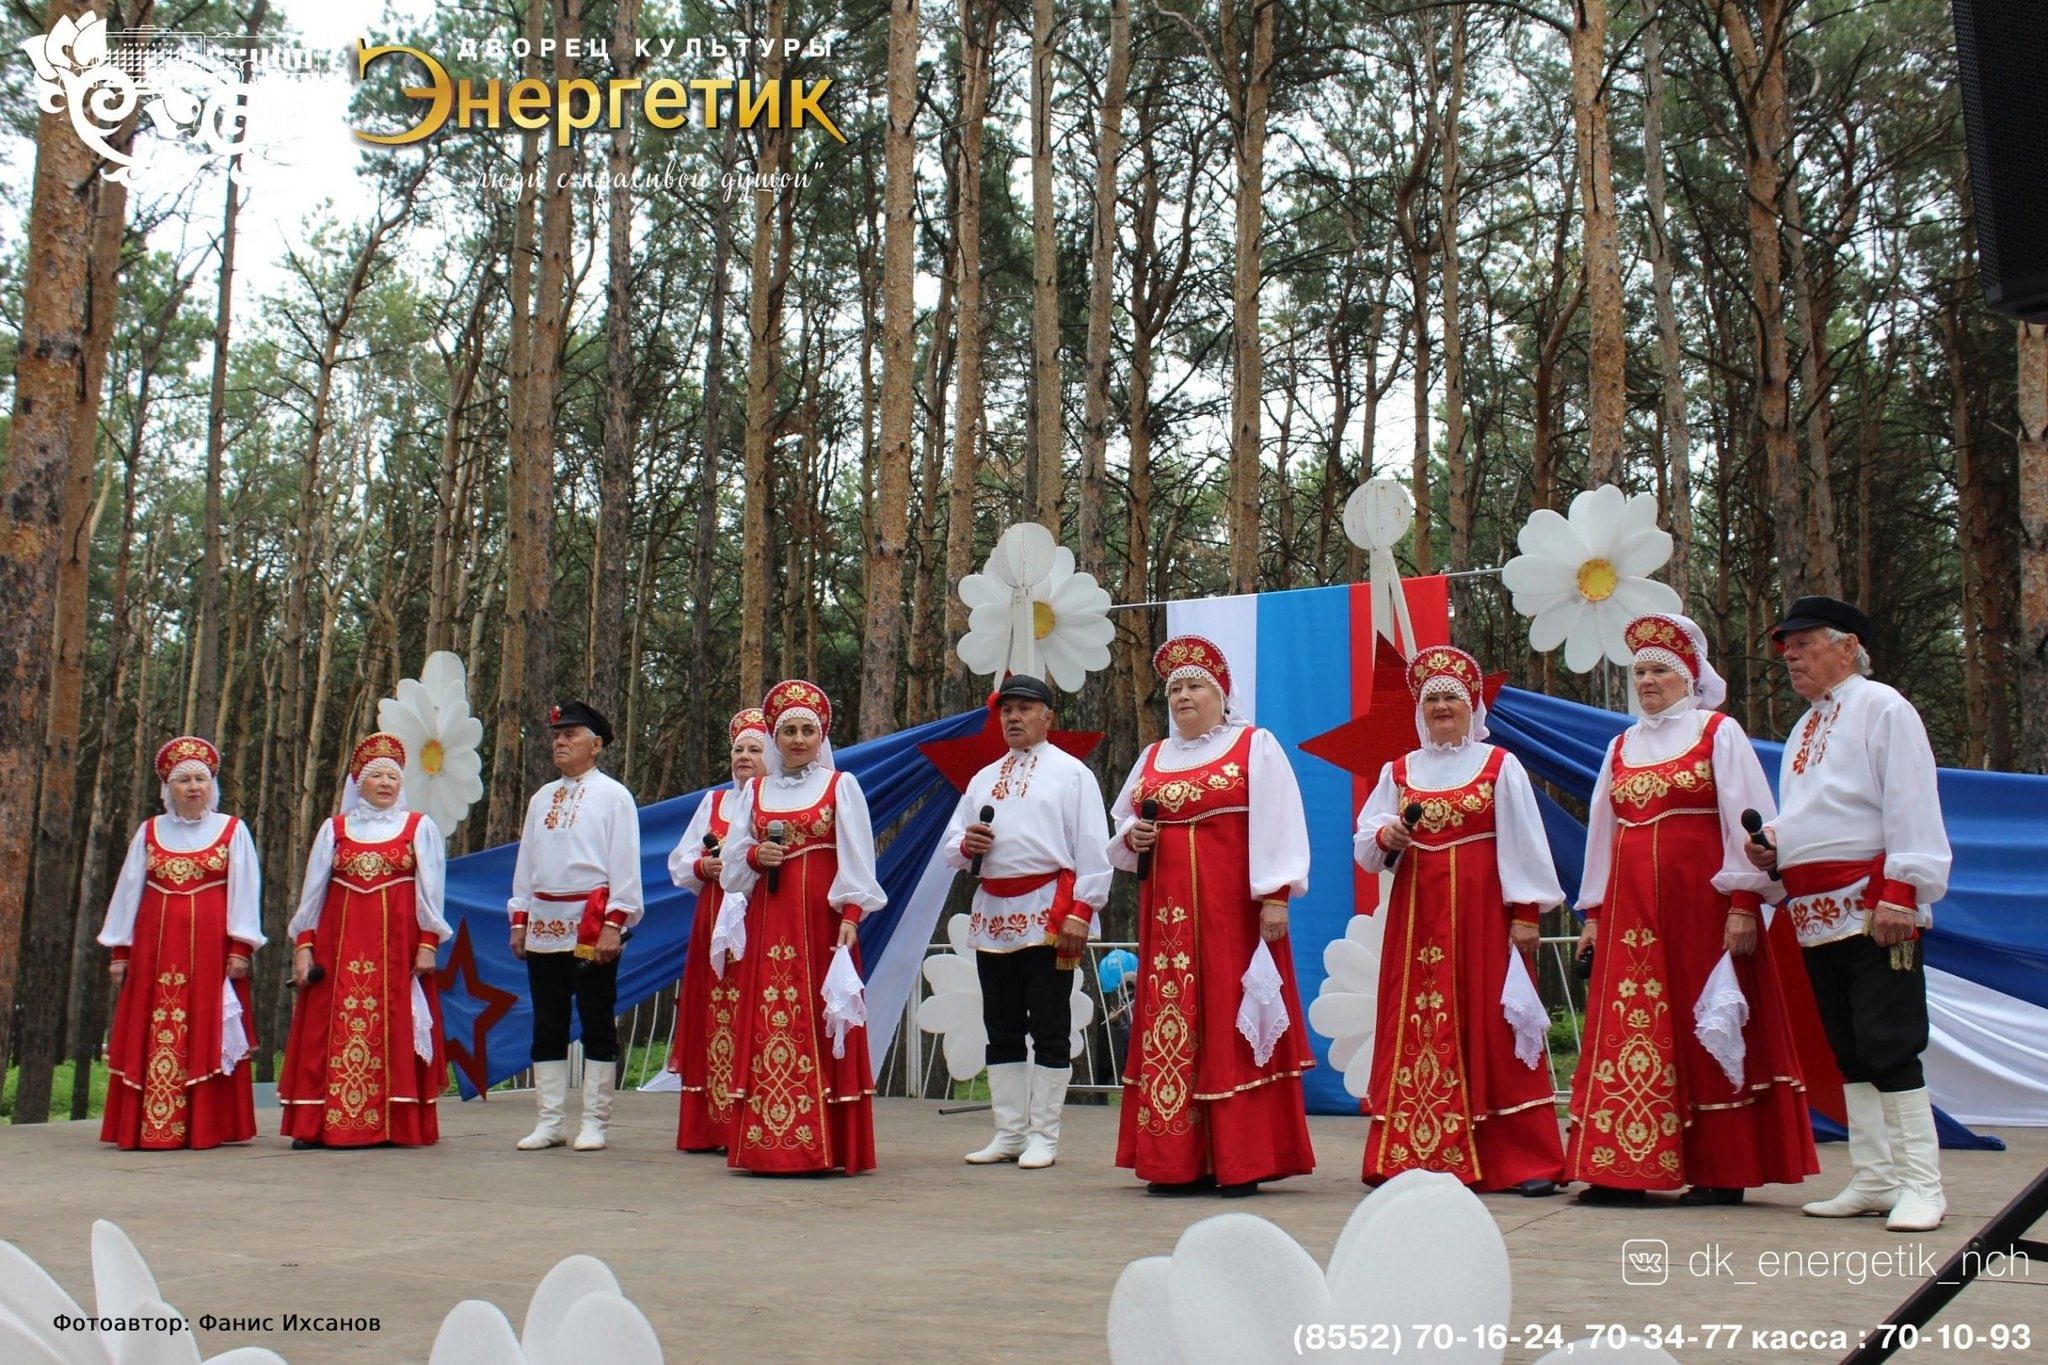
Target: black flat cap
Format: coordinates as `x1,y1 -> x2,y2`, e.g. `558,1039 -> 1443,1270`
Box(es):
549,699 -> 614,746
994,674 -> 1057,707
1771,595 -> 1873,644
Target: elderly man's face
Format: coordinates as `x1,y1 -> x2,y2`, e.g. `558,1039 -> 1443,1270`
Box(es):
551,725 -> 602,776
1778,627 -> 1860,701
998,698 -> 1053,750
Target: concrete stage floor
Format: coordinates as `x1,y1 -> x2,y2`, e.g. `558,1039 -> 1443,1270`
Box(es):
2,1097 -> 2043,1362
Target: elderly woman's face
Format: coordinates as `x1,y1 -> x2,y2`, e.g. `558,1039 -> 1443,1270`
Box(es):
1166,674 -> 1225,738
169,768 -> 213,815
1423,693 -> 1473,743
1632,659 -> 1685,715
359,764 -> 402,809
778,716 -> 822,770
730,732 -> 767,783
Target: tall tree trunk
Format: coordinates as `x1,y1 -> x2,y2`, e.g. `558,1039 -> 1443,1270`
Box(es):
1641,0 -> 1691,600
593,0 -> 641,728
859,0 -> 920,739
1393,35 -> 1436,573
2018,322 -> 2048,774
191,0 -> 266,739
943,0 -> 996,708
1223,0 -> 1276,593
691,116 -> 741,781
1029,0 -> 1063,530
1076,0 -> 1132,585
0,0 -> 128,1085
486,0 -> 547,846
1432,12 -> 1471,569
1782,166 -> 1846,597
1572,0 -> 1625,487
739,0 -> 789,701
1718,0 -> 1804,599
15,137 -> 130,1122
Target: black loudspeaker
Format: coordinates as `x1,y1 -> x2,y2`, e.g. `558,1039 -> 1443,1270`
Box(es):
1951,2 -> 2048,322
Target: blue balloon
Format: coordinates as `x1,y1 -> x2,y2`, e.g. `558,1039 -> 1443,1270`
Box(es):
1097,948 -> 1139,993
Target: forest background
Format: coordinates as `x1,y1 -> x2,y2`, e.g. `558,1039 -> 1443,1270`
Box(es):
0,0 -> 2042,1126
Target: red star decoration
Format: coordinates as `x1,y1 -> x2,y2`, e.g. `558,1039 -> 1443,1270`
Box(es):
1299,637 -> 1509,784
919,698 -> 1102,793
436,918 -> 519,1097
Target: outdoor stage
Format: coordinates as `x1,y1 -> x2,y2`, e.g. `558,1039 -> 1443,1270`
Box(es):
3,1098 -> 2042,1362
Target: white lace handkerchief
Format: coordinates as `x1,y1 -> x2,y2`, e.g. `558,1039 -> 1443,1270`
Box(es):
1693,951 -> 1750,1090
411,976 -> 435,1063
1235,941 -> 1290,1067
709,892 -> 749,979
821,943 -> 867,1060
220,978 -> 251,1073
1501,952 -> 1547,1070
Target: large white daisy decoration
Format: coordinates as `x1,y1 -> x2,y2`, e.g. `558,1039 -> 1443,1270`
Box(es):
1307,913 -> 1385,1099
1108,1171 -> 1678,1365
378,651 -> 486,836
957,522 -> 1116,691
1500,484 -> 1681,672
917,913 -> 1096,1079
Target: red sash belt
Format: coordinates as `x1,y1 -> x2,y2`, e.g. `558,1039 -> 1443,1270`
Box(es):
535,887 -> 613,958
1780,856 -> 1919,914
980,868 -> 1081,947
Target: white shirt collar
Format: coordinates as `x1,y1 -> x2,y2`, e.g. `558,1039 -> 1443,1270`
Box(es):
1421,733 -> 1473,754
1636,694 -> 1700,731
770,760 -> 825,788
1166,721 -> 1232,752
162,807 -> 212,828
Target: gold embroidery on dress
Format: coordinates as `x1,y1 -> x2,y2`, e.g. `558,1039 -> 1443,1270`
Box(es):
143,969 -> 191,1144
1607,761 -> 1714,811
742,941 -> 822,1153
706,978 -> 741,1125
327,957 -> 385,1130
1136,901 -> 1198,1137
335,844 -> 417,885
1399,782 -> 1494,835
1581,926 -> 1681,1177
148,842 -> 232,886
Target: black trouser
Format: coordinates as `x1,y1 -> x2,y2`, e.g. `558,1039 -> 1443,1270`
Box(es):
1802,933 -> 1928,1093
527,950 -> 620,1064
978,946 -> 1072,1067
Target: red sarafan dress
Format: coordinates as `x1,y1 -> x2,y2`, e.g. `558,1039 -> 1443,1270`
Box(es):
101,817 -> 259,1151
1566,714 -> 1818,1190
727,773 -> 877,1174
280,812 -> 447,1147
673,789 -> 743,1151
1363,748 -> 1566,1189
1116,727 -> 1317,1186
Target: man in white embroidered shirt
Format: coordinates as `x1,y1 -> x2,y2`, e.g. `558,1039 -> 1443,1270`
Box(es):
1745,596 -> 1953,1232
507,700 -> 645,1153
943,674 -> 1112,1169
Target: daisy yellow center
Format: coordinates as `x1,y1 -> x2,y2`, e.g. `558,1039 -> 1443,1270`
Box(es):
1033,600 -> 1056,639
1577,558 -> 1618,602
421,739 -> 445,775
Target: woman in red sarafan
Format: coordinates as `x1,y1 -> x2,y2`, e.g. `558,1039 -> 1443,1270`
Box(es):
1108,635 -> 1317,1196
98,736 -> 264,1150
718,680 -> 884,1175
664,706 -> 770,1151
279,731 -> 451,1149
1565,614 -> 1817,1205
1353,646 -> 1568,1195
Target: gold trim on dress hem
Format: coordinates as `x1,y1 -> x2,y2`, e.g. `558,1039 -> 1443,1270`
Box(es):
1614,806 -> 1720,828
1190,1065 -> 1314,1101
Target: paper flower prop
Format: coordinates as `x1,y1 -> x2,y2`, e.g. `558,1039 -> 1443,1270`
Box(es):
957,523 -> 1116,690
1501,485 -> 1681,672
0,1219 -> 287,1364
917,913 -> 1095,1080
378,651 -> 486,836
429,1255 -> 661,1365
1307,914 -> 1385,1099
1107,1172 -> 1678,1365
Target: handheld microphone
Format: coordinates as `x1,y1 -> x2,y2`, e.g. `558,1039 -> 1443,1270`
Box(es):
765,819 -> 788,893
1386,802 -> 1425,870
969,804 -> 995,878
1136,799 -> 1160,881
1740,809 -> 1774,852
300,962 -> 326,988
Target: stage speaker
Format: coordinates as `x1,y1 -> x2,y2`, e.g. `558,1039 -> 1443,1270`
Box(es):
1951,2 -> 2048,322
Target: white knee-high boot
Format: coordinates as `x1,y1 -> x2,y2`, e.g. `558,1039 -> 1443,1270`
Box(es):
966,1063 -> 1031,1163
1882,1088 -> 1946,1232
573,1060 -> 616,1151
518,1060 -> 570,1150
1802,1082 -> 1899,1217
1018,1065 -> 1071,1169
